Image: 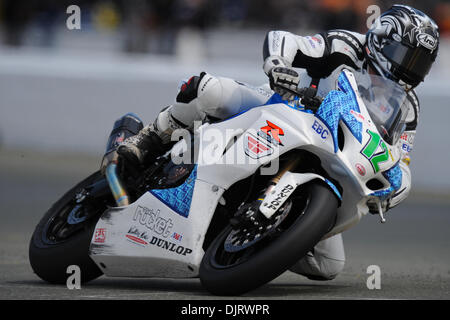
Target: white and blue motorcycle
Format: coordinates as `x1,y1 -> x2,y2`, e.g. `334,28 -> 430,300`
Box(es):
29,69 -> 408,295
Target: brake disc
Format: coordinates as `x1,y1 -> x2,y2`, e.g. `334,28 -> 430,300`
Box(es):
224,200 -> 292,253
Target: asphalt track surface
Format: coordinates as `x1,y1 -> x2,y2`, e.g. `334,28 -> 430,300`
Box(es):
0,149 -> 449,300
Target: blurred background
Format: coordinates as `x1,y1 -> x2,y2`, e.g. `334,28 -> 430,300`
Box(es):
0,0 -> 449,299
0,0 -> 449,195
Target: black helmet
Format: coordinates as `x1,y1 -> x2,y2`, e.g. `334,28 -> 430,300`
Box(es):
366,5 -> 439,88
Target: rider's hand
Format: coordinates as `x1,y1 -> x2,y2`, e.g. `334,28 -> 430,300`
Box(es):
268,66 -> 300,101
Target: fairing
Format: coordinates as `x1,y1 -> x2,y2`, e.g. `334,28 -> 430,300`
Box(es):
89,69 -> 403,277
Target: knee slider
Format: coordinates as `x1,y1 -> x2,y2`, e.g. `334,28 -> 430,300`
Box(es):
290,253 -> 345,281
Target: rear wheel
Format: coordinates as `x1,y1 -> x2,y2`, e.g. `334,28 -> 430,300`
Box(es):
199,181 -> 338,295
29,171 -> 111,284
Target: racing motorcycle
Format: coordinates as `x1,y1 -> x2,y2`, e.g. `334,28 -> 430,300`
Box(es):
29,69 -> 407,295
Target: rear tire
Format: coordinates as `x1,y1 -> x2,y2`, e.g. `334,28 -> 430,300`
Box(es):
29,172 -> 107,284
199,182 -> 338,295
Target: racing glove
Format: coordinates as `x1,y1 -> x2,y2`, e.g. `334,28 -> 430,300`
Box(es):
263,55 -> 300,101
268,67 -> 301,101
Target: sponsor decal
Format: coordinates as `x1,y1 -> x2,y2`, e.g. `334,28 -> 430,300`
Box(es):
93,228 -> 106,243
327,31 -> 363,54
306,36 -> 317,48
355,163 -> 366,176
312,120 -> 329,139
350,110 -> 371,126
360,129 -> 389,173
402,157 -> 411,166
402,143 -> 412,153
149,236 -> 192,256
311,36 -> 321,44
388,148 -> 395,162
263,184 -> 294,211
133,206 -> 173,238
400,132 -> 414,145
171,232 -> 183,242
200,76 -> 213,92
417,33 -> 437,50
258,120 -> 284,146
244,132 -> 273,159
271,31 -> 281,52
126,226 -> 149,246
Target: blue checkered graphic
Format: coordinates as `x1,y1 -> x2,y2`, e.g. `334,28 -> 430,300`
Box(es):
149,166 -> 197,218
316,72 -> 363,152
370,163 -> 402,200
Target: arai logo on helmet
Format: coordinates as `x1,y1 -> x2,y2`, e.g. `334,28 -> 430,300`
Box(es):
417,33 -> 437,50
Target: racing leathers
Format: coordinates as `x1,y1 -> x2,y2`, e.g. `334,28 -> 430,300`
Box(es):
119,29 -> 419,280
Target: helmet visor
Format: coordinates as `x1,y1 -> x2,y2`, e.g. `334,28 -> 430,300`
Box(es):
382,40 -> 436,86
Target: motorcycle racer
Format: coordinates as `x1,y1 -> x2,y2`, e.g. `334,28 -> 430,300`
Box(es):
113,5 -> 439,281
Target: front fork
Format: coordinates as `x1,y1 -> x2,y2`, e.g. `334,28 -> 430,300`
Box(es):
258,159 -> 342,219
231,157 -> 301,228
259,157 -> 300,200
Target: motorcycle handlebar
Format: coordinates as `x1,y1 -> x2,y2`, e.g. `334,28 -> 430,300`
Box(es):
283,85 -> 323,111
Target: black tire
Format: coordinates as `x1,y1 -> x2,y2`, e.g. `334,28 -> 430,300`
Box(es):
199,181 -> 338,295
29,171 -> 108,284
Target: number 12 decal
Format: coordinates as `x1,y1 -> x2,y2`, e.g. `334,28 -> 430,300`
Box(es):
361,130 -> 389,173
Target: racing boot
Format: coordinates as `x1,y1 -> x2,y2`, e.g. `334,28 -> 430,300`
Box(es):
117,124 -> 167,172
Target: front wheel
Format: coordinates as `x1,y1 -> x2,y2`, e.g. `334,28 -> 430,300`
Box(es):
29,171 -> 111,284
199,182 -> 338,295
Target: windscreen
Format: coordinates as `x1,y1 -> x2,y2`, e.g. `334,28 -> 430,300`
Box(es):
354,70 -> 408,145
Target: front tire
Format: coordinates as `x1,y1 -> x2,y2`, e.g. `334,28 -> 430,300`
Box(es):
29,171 -> 109,284
199,182 -> 338,295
